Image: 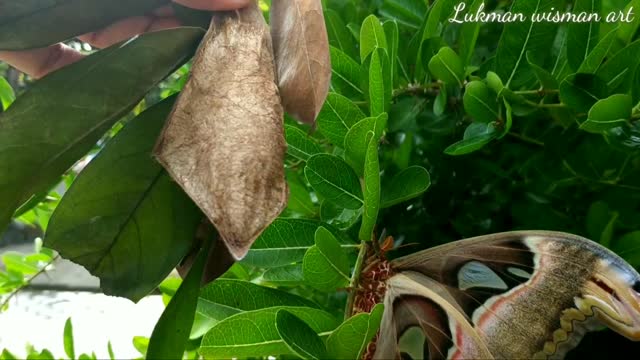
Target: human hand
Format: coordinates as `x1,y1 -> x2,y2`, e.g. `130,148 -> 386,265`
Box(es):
0,0 -> 251,78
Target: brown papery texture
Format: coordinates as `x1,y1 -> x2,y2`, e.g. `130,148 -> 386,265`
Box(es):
270,0 -> 331,124
154,1 -> 288,260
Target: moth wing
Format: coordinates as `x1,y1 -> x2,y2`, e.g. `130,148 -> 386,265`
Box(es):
383,231 -> 640,359
375,271 -> 493,360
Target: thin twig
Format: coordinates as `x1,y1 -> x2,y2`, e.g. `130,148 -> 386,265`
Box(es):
344,242 -> 368,320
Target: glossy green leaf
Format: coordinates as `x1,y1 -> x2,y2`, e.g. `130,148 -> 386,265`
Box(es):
45,97 -> 200,301
107,342 -> 114,360
381,166 -> 431,208
63,318 -> 75,360
463,81 -> 499,123
305,154 -> 364,209
617,0 -> 640,45
445,123 -> 498,156
303,227 -> 351,292
0,28 -> 203,234
383,20 -> 399,87
286,178 -> 317,218
578,27 -> 618,73
580,94 -> 632,133
379,0 -> 426,29
285,125 -> 323,161
330,46 -> 365,98
0,77 -> 15,110
200,307 -> 339,359
559,73 -> 609,113
320,200 -> 362,230
192,279 -> 316,339
276,310 -> 327,360
147,240 -> 209,360
458,0 -> 483,66
596,39 -> 640,93
317,93 -> 367,146
242,218 -> 354,268
326,304 -> 384,360
345,113 -> 388,175
359,137 -> 381,242
261,264 -> 305,286
526,52 -> 558,90
0,0 -> 169,50
423,0 -> 457,39
360,15 -> 388,62
566,0 -> 601,71
495,0 -> 560,88
325,9 -> 358,59
428,47 -> 464,86
369,48 -> 391,117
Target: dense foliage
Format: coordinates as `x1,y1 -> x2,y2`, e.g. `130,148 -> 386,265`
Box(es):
2,0 -> 640,358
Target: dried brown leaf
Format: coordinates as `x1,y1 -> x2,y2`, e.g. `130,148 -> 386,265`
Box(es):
270,0 -> 331,124
154,2 -> 288,260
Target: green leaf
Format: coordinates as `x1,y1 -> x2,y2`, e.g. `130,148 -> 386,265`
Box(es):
276,310 -> 327,360
285,125 -> 323,161
379,0 -> 427,30
345,113 -> 388,175
526,52 -> 558,90
261,264 -> 305,286
1,350 -> 18,360
559,73 -> 609,113
325,9 -> 357,59
578,27 -> 618,73
45,97 -> 200,301
63,318 -> 75,360
613,231 -> 640,268
444,123 -> 498,156
383,20 -> 399,87
330,46 -> 365,98
320,201 -> 363,230
0,28 -> 203,234
132,336 -> 149,357
580,94 -> 632,133
243,218 -> 354,268
428,47 -> 464,86
360,15 -> 388,62
495,0 -> 560,88
0,0 -> 169,50
326,304 -> 384,360
368,48 -> 391,116
107,342 -> 114,360
303,227 -> 351,292
423,0 -> 457,39
566,0 -> 601,71
147,240 -> 209,360
200,307 -> 339,359
305,154 -> 364,209
381,166 -> 431,208
458,0 -> 483,66
192,279 -> 316,339
317,93 -> 367,146
0,77 -> 15,110
596,39 -> 640,93
286,177 -> 317,218
463,81 -> 499,123
433,85 -> 447,116
617,0 -> 640,45
359,137 -> 381,242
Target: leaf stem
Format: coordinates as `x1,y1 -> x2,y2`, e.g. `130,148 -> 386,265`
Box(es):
523,99 -> 566,108
513,89 -> 559,96
508,132 -> 545,147
344,241 -> 369,320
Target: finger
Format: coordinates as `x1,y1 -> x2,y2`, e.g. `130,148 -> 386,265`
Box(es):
0,44 -> 84,79
172,0 -> 252,11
